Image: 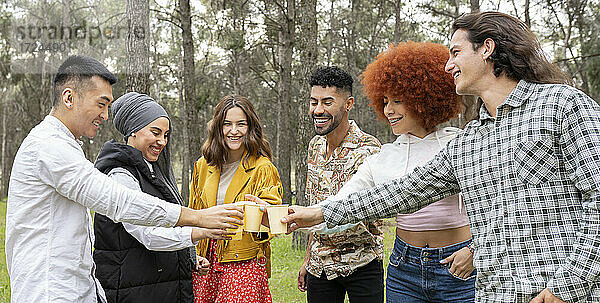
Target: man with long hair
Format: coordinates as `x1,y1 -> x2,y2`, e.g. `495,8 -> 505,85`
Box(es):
283,12 -> 600,303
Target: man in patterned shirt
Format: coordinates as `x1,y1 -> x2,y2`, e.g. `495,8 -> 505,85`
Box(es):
297,66 -> 384,303
283,12 -> 600,303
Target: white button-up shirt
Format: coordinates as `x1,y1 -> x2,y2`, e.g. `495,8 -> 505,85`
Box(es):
109,167 -> 196,250
6,115 -> 182,303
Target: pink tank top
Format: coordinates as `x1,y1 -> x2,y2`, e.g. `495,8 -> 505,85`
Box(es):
395,194 -> 468,231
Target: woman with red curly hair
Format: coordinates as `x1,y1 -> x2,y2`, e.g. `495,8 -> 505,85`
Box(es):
328,41 -> 475,302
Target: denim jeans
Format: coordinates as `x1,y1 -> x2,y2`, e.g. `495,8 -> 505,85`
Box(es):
386,236 -> 476,303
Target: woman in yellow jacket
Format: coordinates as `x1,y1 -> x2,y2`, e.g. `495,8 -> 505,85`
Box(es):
190,95 -> 282,303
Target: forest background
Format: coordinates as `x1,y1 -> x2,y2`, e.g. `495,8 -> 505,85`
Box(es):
0,0 -> 599,300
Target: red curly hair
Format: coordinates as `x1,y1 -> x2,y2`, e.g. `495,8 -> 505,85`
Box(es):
361,41 -> 461,131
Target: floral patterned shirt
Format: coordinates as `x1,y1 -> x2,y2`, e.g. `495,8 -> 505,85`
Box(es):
305,120 -> 383,280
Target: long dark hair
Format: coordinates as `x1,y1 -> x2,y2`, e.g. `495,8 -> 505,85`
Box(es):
452,11 -> 569,84
202,95 -> 272,168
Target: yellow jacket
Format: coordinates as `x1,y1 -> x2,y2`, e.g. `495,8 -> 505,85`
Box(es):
189,153 -> 282,275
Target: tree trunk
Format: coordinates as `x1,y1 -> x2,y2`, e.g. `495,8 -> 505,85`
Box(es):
470,0 -> 480,12
393,0 -> 402,43
126,0 -> 151,93
293,0 -> 317,249
524,0 -> 531,28
1,87 -> 7,198
177,55 -> 191,204
326,0 -> 335,64
276,0 -> 295,206
61,0 -> 71,58
179,0 -> 199,203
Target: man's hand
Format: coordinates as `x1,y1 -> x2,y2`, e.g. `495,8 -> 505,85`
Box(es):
282,206 -> 325,233
530,289 -> 566,303
440,246 -> 474,279
177,204 -> 243,229
195,255 -> 210,275
297,262 -> 309,292
191,227 -> 236,241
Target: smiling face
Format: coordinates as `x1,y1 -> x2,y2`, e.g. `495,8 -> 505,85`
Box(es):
222,106 -> 248,157
66,76 -> 114,138
309,86 -> 350,136
128,117 -> 170,162
383,94 -> 429,137
445,29 -> 489,96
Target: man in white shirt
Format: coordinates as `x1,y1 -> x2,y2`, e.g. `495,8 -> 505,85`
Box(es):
5,55 -> 243,303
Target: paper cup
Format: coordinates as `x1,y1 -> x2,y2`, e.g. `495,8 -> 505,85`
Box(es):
228,201 -> 251,240
244,203 -> 263,232
267,205 -> 289,234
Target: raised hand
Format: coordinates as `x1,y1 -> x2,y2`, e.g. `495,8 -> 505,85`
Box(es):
282,205 -> 325,233
177,204 -> 244,229
192,227 -> 237,241
244,194 -> 270,227
199,204 -> 244,229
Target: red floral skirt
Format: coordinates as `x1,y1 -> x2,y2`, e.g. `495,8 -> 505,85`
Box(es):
193,240 -> 272,303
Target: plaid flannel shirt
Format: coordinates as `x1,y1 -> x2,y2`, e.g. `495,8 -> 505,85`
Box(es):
322,81 -> 600,302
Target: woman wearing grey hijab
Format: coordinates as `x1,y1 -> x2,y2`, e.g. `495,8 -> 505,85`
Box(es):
92,92 -> 230,303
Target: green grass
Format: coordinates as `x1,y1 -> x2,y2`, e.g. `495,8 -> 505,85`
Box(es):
0,199 -> 9,303
269,221 -> 396,303
0,199 -> 395,303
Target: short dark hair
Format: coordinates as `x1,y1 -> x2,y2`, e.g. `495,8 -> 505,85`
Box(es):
451,11 -> 568,84
53,55 -> 118,107
309,66 -> 353,96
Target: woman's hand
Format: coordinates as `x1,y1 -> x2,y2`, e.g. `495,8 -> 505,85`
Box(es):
244,194 -> 271,227
196,204 -> 244,229
440,246 -> 474,279
191,227 -> 236,241
195,255 -> 210,275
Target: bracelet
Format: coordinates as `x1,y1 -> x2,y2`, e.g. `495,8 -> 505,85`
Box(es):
467,242 -> 475,254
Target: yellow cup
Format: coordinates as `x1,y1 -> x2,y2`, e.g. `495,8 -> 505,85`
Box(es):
244,203 -> 263,232
228,201 -> 251,240
267,204 -> 289,234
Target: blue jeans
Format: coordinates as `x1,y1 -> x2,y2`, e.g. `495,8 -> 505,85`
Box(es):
386,236 -> 476,303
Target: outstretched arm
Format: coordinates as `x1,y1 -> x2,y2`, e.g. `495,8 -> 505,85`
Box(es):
283,146 -> 459,231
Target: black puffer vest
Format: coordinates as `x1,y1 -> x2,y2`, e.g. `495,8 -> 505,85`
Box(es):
93,140 -> 193,303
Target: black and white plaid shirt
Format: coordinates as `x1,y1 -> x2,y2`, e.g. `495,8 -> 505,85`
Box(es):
322,80 -> 600,302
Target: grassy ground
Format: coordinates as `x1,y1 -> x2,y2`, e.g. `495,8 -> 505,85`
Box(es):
0,200 -> 9,303
270,223 -> 395,303
0,199 -> 395,303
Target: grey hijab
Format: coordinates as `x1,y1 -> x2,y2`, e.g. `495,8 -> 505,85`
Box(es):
111,92 -> 184,206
